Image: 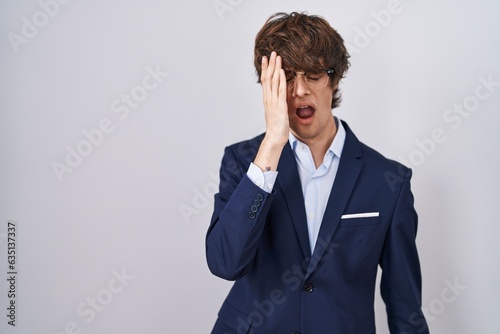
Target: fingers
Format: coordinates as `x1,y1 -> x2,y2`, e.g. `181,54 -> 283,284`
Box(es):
272,54 -> 282,96
279,68 -> 286,101
261,51 -> 284,100
261,54 -> 268,82
260,51 -> 289,145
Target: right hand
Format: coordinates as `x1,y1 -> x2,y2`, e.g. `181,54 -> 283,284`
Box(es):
260,51 -> 289,147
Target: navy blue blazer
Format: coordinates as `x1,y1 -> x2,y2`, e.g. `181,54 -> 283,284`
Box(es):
206,121 -> 429,334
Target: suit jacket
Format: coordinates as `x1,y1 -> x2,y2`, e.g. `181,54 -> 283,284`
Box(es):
206,121 -> 429,334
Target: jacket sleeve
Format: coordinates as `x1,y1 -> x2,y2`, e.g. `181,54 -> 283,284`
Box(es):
379,168 -> 430,333
205,145 -> 275,281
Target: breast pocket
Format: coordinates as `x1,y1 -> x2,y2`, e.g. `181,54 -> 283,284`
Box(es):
339,216 -> 381,227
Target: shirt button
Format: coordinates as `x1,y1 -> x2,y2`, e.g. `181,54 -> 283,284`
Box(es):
308,213 -> 314,220
267,183 -> 273,190
303,283 -> 314,293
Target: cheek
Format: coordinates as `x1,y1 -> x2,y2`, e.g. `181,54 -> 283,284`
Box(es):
316,94 -> 332,114
286,96 -> 295,114
321,90 -> 333,107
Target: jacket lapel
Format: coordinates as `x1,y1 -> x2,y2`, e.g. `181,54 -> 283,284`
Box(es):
305,122 -> 364,279
276,142 -> 311,259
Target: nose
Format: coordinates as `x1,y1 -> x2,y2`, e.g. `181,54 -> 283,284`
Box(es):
292,72 -> 310,97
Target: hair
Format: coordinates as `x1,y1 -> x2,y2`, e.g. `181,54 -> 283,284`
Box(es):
254,12 -> 350,109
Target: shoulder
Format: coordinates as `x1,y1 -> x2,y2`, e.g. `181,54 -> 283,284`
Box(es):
342,120 -> 410,177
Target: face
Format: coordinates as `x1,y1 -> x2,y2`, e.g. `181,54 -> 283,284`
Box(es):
285,70 -> 337,145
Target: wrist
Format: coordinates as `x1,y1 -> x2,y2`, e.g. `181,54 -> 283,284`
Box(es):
262,132 -> 288,149
253,135 -> 287,172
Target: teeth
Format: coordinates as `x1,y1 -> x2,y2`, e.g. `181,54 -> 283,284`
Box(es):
299,106 -> 310,109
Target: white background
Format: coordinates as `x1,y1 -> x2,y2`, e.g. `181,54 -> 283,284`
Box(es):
1,0 -> 499,333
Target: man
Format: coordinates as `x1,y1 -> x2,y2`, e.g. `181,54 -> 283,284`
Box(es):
206,12 -> 429,334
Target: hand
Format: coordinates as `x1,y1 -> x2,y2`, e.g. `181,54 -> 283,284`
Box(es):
260,51 -> 289,147
253,52 -> 289,172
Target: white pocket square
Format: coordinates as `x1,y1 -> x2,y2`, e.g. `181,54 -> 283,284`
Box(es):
341,212 -> 379,219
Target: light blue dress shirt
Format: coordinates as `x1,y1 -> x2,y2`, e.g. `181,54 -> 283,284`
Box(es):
247,117 -> 346,254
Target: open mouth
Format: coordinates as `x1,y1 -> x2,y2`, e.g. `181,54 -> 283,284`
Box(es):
296,105 -> 315,119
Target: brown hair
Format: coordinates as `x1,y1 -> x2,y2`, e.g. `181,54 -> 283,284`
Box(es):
254,12 -> 350,109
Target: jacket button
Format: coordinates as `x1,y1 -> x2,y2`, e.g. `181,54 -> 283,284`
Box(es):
256,193 -> 264,201
248,212 -> 256,219
250,205 -> 258,213
303,283 -> 313,293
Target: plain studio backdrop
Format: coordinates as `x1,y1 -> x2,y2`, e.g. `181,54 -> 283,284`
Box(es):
0,0 -> 499,333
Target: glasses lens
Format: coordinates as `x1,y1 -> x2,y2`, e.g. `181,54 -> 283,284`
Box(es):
287,71 -> 329,91
306,73 -> 328,90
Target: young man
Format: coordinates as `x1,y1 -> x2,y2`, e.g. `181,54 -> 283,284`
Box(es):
206,12 -> 429,334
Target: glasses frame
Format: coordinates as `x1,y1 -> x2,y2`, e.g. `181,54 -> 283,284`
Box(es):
286,68 -> 335,91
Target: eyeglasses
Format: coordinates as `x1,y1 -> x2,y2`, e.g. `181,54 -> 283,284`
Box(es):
285,69 -> 334,91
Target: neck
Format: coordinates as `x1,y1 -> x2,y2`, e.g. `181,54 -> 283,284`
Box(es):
295,117 -> 338,169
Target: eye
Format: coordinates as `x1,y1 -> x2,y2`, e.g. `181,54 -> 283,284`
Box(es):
306,75 -> 321,81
